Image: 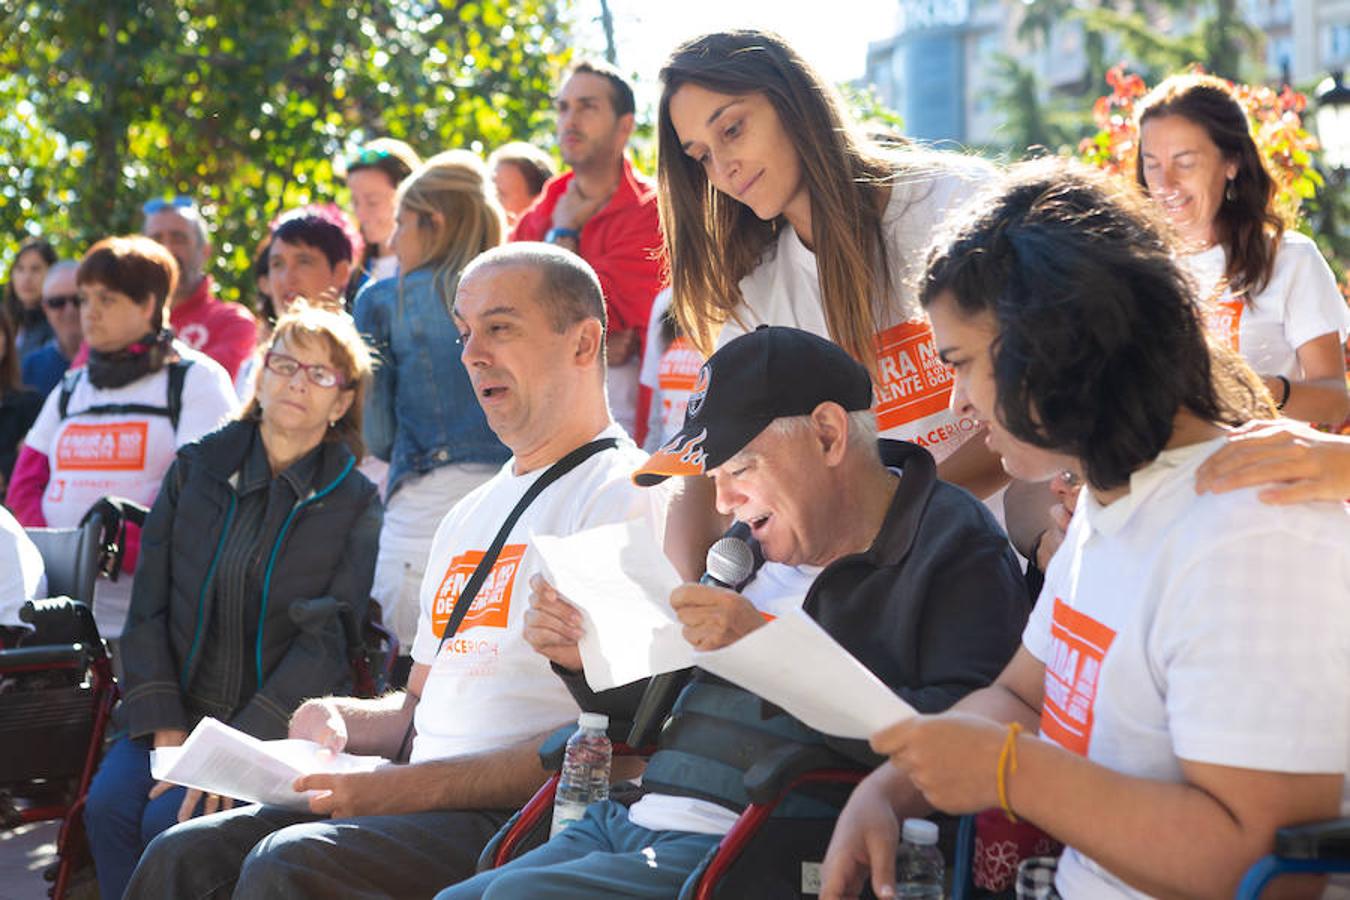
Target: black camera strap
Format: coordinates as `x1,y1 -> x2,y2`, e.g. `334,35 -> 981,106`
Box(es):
394,437 -> 619,761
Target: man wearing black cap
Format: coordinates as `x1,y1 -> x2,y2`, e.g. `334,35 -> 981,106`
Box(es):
439,326 -> 1031,900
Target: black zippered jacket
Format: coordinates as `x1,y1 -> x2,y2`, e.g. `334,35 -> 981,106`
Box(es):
118,419 -> 381,741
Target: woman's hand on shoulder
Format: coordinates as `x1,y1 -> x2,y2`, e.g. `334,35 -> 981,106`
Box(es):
1196,419 -> 1350,504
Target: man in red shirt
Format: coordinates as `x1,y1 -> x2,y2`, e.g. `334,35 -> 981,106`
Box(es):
144,197 -> 258,380
512,61 -> 664,445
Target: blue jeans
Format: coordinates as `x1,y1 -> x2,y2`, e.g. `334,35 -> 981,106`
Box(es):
437,800 -> 723,900
84,735 -> 192,900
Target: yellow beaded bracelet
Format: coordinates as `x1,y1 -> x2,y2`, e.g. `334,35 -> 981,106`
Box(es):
997,722 -> 1023,823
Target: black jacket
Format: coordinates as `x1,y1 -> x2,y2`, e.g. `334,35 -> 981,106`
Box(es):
118,419 -> 382,740
562,440 -> 1030,809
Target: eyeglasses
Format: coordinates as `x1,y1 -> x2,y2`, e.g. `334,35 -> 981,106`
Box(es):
263,351 -> 349,389
42,294 -> 82,311
142,196 -> 196,215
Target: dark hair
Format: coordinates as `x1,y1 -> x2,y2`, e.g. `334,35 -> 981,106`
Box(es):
657,30 -> 897,371
458,243 -> 607,353
271,213 -> 354,269
77,236 -> 179,331
1135,73 -> 1283,298
252,236 -> 276,323
0,310 -> 21,395
919,161 -> 1260,491
4,237 -> 58,323
568,59 -> 636,118
487,141 -> 557,196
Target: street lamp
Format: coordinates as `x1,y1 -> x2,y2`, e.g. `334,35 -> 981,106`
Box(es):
1315,70 -> 1350,171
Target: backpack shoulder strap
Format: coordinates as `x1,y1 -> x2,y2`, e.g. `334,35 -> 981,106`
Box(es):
57,369 -> 83,421
166,359 -> 192,431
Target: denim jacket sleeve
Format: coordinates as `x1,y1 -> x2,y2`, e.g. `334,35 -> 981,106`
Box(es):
230,487 -> 383,740
353,283 -> 396,462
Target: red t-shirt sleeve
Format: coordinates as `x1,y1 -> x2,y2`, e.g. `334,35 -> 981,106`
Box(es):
204,308 -> 259,380
586,199 -> 664,334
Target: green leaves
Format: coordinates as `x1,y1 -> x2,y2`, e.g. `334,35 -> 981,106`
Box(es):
0,0 -> 570,305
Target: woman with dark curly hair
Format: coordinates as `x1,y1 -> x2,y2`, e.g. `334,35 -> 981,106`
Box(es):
822,161 -> 1349,900
1137,72 -> 1350,424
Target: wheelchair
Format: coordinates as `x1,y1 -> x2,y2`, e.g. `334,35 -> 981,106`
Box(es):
1,505 -> 123,899
477,718 -> 871,899
0,497 -> 397,899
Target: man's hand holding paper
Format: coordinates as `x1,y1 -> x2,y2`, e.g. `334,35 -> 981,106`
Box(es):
669,583 -> 765,651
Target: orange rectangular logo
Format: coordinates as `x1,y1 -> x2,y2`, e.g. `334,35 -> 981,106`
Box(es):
1040,597 -> 1117,756
430,544 -> 526,637
658,337 -> 703,392
54,422 -> 149,472
873,321 -> 954,431
1201,299 -> 1243,352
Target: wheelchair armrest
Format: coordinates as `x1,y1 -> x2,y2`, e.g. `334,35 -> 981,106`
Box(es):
1274,817 -> 1350,861
538,720 -> 641,771
0,643 -> 91,671
19,598 -> 102,649
742,743 -> 861,806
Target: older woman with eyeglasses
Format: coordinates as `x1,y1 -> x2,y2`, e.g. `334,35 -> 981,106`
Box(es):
84,301 -> 382,900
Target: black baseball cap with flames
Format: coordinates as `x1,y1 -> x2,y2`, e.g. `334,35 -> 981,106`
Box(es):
632,326 -> 873,487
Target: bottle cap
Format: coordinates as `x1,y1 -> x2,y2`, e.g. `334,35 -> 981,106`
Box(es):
901,818 -> 939,846
578,712 -> 609,731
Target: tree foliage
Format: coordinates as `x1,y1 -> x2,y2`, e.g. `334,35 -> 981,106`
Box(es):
0,0 -> 572,305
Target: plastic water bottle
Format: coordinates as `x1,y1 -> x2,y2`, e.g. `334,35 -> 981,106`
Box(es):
550,712 -> 612,837
894,818 -> 944,898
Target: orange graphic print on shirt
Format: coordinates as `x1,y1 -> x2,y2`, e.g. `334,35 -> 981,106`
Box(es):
658,337 -> 702,392
1201,298 -> 1243,352
873,321 -> 954,431
54,422 -> 149,471
430,544 -> 527,638
1040,597 -> 1117,756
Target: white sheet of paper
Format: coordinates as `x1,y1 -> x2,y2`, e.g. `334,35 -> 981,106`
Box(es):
533,520 -> 691,691
149,717 -> 387,810
693,609 -> 916,739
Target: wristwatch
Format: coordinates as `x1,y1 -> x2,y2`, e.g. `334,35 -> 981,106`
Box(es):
545,226 -> 580,244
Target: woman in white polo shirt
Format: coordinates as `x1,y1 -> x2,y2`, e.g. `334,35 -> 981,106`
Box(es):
820,164 -> 1349,900
5,236 -> 236,637
1136,72 -> 1349,425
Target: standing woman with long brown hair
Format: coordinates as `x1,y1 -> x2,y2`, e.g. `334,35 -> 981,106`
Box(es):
0,310 -> 41,493
650,30 -> 1009,571
1137,73 -> 1350,424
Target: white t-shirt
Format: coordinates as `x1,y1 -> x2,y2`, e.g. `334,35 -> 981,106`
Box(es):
23,344 -> 237,636
0,505 -> 46,628
1023,438 -> 1350,899
1178,231 -> 1350,378
721,157 -> 994,462
626,560 -> 821,835
368,254 -> 399,283
409,424 -> 671,764
640,288 -> 705,448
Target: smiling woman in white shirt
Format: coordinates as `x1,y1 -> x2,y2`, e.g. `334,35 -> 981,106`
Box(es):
1136,72 -> 1350,426
820,162 -> 1350,900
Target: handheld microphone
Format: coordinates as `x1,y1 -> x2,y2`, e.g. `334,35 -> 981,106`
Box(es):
626,521 -> 759,748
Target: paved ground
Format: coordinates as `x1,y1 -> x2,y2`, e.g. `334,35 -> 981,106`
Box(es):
0,820 -> 59,900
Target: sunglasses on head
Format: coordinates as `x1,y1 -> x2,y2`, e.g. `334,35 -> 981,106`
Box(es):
345,147 -> 393,169
42,294 -> 82,311
142,196 -> 196,215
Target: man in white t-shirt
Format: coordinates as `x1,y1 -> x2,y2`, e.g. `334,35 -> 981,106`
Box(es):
126,245 -> 669,899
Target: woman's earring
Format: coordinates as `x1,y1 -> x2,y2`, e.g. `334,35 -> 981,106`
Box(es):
329,419 -> 338,428
1225,178 -> 1237,202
